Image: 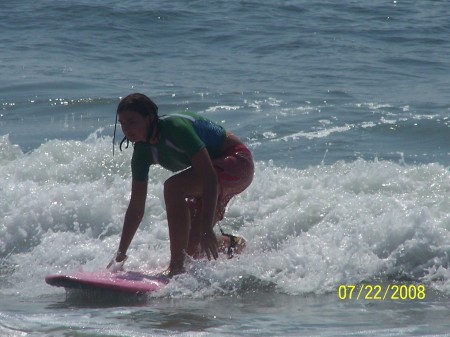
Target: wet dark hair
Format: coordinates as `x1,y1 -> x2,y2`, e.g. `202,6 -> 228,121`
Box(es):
113,93 -> 159,155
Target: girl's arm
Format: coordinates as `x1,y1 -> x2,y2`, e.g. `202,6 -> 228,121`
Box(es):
115,180 -> 148,262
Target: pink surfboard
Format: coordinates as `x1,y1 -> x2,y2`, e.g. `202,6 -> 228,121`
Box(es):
45,270 -> 170,294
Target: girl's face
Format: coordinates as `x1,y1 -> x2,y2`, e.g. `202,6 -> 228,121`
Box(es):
118,110 -> 151,143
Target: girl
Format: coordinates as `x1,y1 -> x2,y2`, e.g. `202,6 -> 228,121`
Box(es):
108,93 -> 254,276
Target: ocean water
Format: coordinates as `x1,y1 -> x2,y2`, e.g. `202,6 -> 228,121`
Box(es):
1,0 -> 450,336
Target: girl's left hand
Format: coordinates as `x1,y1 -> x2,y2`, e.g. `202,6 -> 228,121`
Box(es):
106,252 -> 128,272
200,228 -> 219,261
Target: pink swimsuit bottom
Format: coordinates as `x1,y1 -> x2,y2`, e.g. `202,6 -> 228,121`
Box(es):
187,143 -> 254,221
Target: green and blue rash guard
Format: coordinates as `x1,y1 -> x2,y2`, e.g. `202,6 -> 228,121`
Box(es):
131,112 -> 226,181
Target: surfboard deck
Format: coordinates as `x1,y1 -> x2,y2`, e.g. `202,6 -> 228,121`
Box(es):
45,270 -> 170,294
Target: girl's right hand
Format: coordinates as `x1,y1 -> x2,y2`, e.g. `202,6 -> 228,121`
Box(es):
200,229 -> 219,261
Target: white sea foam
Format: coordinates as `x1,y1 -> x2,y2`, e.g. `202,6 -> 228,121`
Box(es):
1,133 -> 450,298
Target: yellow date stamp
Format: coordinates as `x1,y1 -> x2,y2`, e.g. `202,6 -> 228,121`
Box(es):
338,284 -> 426,301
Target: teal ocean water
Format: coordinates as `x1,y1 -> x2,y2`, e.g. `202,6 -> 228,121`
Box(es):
1,1 -> 450,336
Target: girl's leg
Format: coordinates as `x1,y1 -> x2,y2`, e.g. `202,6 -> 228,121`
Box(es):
186,145 -> 254,259
163,167 -> 203,275
165,145 -> 254,274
